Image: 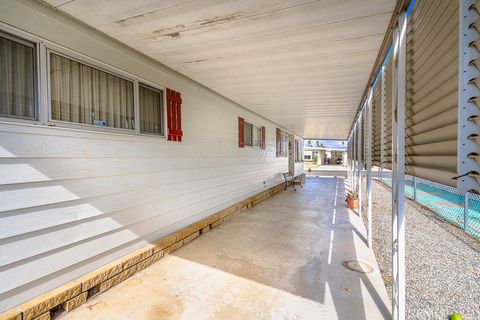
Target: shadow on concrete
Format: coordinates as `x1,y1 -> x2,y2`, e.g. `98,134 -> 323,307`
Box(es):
172,177 -> 391,320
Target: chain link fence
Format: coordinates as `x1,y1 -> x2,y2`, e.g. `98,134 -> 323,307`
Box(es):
379,175 -> 480,238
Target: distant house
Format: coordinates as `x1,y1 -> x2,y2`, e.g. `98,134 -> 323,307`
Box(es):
303,140 -> 346,165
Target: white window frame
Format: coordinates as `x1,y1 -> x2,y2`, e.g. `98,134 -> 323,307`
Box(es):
295,138 -> 303,163
244,119 -> 262,148
137,79 -> 167,138
0,23 -> 41,126
46,46 -> 137,134
278,130 -> 288,157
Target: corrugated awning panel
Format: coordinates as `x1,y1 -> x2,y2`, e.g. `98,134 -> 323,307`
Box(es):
373,78 -> 382,166
405,0 -> 458,186
384,57 -> 393,170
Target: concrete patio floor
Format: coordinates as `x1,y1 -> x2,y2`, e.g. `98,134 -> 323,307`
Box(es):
60,177 -> 391,320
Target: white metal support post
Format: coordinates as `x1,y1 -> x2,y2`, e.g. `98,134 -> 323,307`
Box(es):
347,137 -> 350,185
380,65 -> 387,181
347,134 -> 351,186
351,136 -> 354,187
366,88 -> 374,248
347,136 -> 350,186
352,125 -> 357,190
356,120 -> 358,196
458,0 -> 480,194
391,11 -> 407,320
349,135 -> 354,188
357,113 -> 363,217
392,26 -> 399,320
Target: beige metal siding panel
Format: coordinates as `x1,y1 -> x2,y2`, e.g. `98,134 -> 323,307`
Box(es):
361,115 -> 364,164
373,79 -> 382,166
362,111 -> 367,165
407,107 -> 458,142
384,57 -> 393,169
406,155 -> 457,172
408,91 -> 457,126
405,0 -> 458,186
405,166 -> 456,186
406,123 -> 457,147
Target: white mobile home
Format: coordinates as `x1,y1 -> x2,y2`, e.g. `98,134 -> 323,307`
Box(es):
0,0 -> 306,312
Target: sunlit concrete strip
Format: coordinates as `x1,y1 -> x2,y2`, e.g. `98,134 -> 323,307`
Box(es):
328,179 -> 339,265
327,230 -> 335,265
61,177 -> 390,320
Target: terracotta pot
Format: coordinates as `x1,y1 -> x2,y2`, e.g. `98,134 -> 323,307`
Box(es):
347,197 -> 358,209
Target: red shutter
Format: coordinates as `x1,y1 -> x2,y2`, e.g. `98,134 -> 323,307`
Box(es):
167,88 -> 183,142
261,126 -> 266,150
238,117 -> 245,148
276,128 -> 280,157
175,91 -> 182,142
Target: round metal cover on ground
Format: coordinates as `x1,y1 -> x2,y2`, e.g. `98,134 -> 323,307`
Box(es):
342,260 -> 374,273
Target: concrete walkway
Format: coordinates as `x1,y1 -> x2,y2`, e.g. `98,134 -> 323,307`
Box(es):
61,177 -> 390,320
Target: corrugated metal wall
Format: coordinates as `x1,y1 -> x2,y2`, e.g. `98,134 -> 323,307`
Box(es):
384,57 -> 393,170
405,0 -> 458,186
360,112 -> 365,166
373,79 -> 382,166
363,110 -> 368,167
352,124 -> 356,161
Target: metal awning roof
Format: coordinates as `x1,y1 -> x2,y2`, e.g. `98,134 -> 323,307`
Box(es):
44,0 -> 396,138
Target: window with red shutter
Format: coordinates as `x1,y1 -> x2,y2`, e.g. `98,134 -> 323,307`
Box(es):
239,118 -> 264,149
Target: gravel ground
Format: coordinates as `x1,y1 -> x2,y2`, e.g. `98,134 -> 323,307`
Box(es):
361,179 -> 480,320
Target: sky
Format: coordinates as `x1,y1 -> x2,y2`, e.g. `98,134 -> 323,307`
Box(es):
304,139 -> 346,150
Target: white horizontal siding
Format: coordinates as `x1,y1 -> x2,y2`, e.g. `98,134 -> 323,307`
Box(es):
294,162 -> 304,177
0,0 -> 303,312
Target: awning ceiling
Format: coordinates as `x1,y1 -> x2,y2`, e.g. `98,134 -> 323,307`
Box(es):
43,0 -> 396,139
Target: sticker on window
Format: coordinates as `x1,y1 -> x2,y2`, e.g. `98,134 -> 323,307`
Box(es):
94,120 -> 107,127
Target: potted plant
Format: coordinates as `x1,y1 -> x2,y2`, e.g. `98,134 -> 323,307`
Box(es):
346,187 -> 358,209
